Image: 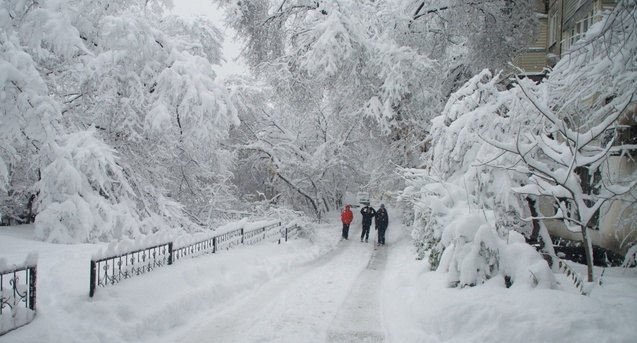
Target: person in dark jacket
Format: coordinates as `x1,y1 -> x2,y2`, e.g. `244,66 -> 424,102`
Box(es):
341,204 -> 354,239
360,204 -> 376,242
375,204 -> 389,246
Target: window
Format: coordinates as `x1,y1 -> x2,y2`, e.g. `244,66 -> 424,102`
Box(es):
569,22 -> 582,46
604,125 -> 637,156
582,10 -> 595,37
549,12 -> 559,45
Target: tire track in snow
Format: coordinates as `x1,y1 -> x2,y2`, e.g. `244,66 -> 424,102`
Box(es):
175,235 -> 375,343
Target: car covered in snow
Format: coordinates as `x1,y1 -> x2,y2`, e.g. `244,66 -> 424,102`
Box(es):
356,192 -> 370,206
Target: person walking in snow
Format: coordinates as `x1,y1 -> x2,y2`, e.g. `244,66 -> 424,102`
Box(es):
375,204 -> 389,246
360,204 -> 376,242
341,204 -> 354,240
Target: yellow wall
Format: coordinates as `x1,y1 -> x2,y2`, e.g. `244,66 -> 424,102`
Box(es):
512,17 -> 548,74
513,52 -> 548,73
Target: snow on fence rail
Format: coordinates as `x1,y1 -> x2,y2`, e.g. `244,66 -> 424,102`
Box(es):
90,221 -> 300,297
0,253 -> 38,336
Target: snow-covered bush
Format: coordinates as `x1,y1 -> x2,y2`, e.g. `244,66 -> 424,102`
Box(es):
399,70 -> 539,263
402,168 -> 557,289
34,129 -> 140,243
440,214 -> 557,289
399,169 -> 466,267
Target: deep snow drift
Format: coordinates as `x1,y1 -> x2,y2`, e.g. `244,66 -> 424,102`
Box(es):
1,207 -> 637,342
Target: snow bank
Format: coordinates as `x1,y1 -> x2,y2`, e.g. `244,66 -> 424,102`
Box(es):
383,232 -> 637,343
0,216 -> 337,342
0,251 -> 38,273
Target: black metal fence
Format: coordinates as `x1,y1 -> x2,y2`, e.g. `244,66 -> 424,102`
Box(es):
90,242 -> 173,297
90,222 -> 300,297
0,255 -> 37,336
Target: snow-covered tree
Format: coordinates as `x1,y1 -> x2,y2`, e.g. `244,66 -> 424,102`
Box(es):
212,0 -> 538,214
401,70 -> 554,280
409,0 -> 538,72
1,0 -> 238,242
399,164 -> 557,289
215,0 -> 536,158
488,1 -> 637,282
0,0 -> 81,224
225,75 -> 382,218
408,1 -> 637,286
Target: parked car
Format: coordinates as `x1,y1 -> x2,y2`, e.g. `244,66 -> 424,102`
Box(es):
356,192 -> 370,206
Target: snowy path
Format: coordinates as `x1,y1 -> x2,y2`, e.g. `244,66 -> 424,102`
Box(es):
173,232 -> 387,343
4,213 -> 637,343
327,243 -> 386,342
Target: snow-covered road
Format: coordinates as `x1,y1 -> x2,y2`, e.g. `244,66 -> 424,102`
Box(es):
175,235 -> 386,343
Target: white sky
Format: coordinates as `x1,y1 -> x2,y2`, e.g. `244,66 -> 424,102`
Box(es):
170,0 -> 247,80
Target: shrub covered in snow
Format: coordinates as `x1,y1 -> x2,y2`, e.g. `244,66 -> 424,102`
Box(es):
439,220 -> 557,289
34,129 -> 141,243
401,168 -> 557,289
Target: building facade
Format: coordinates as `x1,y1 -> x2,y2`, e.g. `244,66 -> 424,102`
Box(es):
513,0 -> 616,75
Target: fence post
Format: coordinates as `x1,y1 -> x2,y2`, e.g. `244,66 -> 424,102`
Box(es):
28,266 -> 37,310
89,260 -> 96,297
285,227 -> 289,242
168,242 -> 173,265
241,228 -> 244,244
213,236 -> 217,253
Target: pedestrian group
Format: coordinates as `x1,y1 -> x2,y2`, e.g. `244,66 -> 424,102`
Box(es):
341,203 -> 389,246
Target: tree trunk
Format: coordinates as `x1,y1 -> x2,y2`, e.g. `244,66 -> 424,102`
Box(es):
527,197 -> 556,268
526,197 -> 541,243
579,225 -> 595,282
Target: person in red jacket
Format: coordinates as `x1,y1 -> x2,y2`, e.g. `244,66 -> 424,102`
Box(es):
341,204 -> 354,239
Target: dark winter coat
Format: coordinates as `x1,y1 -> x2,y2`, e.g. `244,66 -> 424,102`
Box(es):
360,206 -> 376,226
375,208 -> 388,230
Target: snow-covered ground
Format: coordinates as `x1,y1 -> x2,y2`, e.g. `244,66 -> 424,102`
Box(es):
2,207 -> 637,342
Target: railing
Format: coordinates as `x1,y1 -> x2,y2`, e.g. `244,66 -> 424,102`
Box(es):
90,242 -> 173,297
0,253 -> 38,336
173,237 -> 215,261
215,227 -> 245,251
283,224 -> 300,241
90,221 -> 299,297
